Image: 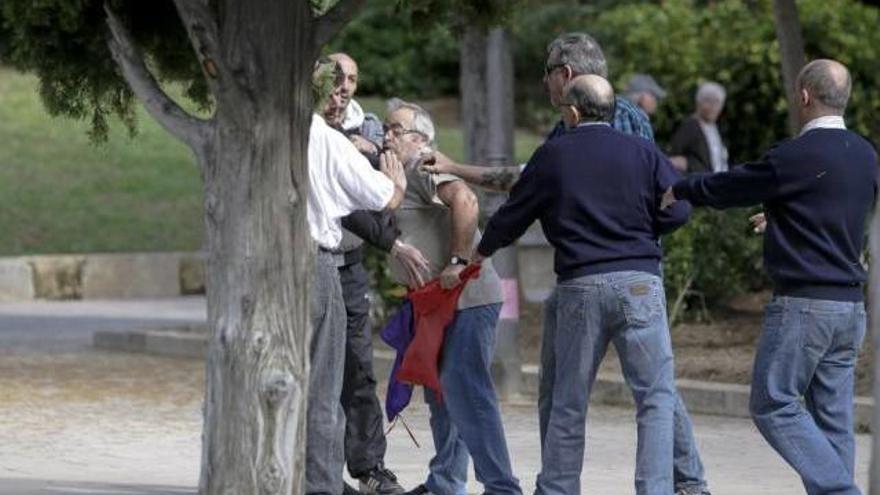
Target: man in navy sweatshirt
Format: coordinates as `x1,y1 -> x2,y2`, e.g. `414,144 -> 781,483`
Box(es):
475,74 -> 691,495
664,59 -> 877,495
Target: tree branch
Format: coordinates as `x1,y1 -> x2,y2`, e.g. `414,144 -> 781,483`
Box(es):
313,0 -> 366,47
172,0 -> 225,96
104,5 -> 211,152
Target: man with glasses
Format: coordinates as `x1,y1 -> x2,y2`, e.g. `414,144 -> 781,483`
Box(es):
382,98 -> 521,495
422,32 -> 711,495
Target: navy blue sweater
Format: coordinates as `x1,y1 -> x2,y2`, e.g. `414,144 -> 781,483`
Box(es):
673,128 -> 878,302
478,124 -> 691,280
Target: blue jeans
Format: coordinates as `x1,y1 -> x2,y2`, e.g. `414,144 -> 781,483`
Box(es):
749,296 -> 866,495
423,303 -> 522,495
539,286 -> 706,493
536,271 -> 675,495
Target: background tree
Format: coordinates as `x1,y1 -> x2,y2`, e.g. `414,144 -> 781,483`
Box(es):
772,0 -> 807,135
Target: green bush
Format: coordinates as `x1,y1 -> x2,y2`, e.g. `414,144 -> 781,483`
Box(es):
663,209 -> 766,323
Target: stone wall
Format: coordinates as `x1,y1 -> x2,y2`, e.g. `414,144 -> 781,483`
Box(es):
0,252 -> 205,301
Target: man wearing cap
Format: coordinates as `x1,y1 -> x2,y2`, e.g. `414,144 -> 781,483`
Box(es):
625,73 -> 667,117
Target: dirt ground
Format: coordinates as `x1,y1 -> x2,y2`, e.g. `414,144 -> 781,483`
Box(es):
518,290 -> 875,397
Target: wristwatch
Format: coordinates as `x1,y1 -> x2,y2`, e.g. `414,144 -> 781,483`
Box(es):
450,255 -> 469,266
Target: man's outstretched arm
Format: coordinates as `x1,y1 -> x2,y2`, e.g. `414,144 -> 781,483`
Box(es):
421,151 -> 521,193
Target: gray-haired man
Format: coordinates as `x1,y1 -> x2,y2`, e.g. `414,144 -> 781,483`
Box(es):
424,32 -> 710,495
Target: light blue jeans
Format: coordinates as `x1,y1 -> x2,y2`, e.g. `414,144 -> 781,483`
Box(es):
423,303 -> 522,495
536,271 -> 676,495
539,283 -> 706,493
749,296 -> 866,495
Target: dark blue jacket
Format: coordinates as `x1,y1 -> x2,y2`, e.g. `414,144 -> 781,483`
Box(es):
478,124 -> 691,280
673,128 -> 878,301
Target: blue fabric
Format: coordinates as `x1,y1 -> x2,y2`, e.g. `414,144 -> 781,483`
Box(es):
545,96 -> 655,143
380,300 -> 414,421
749,296 -> 866,495
478,125 -> 690,279
422,303 -> 522,495
535,272 -> 675,495
673,129 -> 878,301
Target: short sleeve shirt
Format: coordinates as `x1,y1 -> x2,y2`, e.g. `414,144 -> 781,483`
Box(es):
389,160 -> 503,309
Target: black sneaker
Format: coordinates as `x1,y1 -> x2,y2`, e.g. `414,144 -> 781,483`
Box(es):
357,465 -> 406,495
675,487 -> 711,495
343,482 -> 363,495
400,484 -> 431,495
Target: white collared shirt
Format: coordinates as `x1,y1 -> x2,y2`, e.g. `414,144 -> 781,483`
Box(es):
307,114 -> 394,249
799,115 -> 847,136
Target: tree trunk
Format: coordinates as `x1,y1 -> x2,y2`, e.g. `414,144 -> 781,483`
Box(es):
196,2 -> 317,494
459,25 -> 522,398
772,0 -> 807,135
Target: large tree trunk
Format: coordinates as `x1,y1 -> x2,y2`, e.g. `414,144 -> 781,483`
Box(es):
460,25 -> 522,399
106,0 -> 363,493
772,0 -> 807,135
197,2 -> 317,493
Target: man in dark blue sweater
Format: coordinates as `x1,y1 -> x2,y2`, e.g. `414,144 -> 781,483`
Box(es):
476,75 -> 691,495
664,59 -> 877,495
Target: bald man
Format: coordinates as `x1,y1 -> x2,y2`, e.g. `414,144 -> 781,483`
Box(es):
328,52 -> 384,156
665,59 -> 877,495
476,75 -> 691,495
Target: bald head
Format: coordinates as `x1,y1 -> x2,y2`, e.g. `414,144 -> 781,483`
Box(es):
796,59 -> 851,115
327,52 -> 359,108
563,74 -> 616,123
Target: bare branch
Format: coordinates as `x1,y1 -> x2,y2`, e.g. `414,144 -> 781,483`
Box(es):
104,4 -> 211,152
313,0 -> 366,47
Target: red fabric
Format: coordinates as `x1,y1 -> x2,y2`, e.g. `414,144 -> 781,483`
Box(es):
397,264 -> 482,399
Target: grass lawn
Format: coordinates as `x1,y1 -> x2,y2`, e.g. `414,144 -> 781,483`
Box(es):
0,67 -> 542,256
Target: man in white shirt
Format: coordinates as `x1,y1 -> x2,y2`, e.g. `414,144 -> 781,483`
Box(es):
306,59 -> 406,495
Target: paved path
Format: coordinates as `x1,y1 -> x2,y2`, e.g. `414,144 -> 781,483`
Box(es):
0,298 -> 206,354
0,298 -> 872,494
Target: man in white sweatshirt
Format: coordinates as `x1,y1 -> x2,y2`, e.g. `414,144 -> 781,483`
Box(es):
329,52 -> 384,157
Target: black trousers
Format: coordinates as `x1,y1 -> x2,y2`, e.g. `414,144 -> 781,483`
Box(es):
339,261 -> 387,477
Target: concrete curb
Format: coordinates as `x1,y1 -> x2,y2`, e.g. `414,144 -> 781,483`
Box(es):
0,252 -> 205,301
93,327 -> 875,429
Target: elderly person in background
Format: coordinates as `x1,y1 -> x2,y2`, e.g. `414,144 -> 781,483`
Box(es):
664,59 -> 876,495
476,74 -> 691,495
382,98 -> 521,495
625,73 -> 667,117
668,82 -> 729,174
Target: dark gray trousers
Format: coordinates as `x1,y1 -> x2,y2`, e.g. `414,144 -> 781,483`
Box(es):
339,260 -> 388,477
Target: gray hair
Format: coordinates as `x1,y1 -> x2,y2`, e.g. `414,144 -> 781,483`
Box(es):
796,59 -> 851,113
696,81 -> 726,104
386,98 -> 437,149
546,32 -> 608,78
566,76 -> 616,123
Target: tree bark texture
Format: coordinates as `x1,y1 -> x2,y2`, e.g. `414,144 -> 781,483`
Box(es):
105,0 -> 363,493
459,25 -> 522,398
772,0 -> 807,136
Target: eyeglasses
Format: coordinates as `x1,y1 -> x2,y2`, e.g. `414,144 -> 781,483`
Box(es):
544,62 -> 567,77
383,122 -> 427,139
